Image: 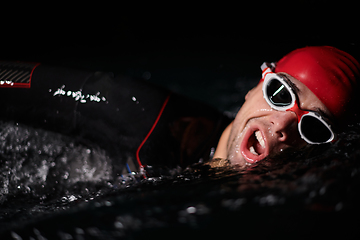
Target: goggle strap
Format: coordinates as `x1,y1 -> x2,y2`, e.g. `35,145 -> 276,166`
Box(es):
261,62 -> 276,71
261,62 -> 276,80
261,68 -> 272,80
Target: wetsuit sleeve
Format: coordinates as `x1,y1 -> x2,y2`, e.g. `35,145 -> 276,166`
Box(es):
0,62 -> 232,177
0,63 -> 94,134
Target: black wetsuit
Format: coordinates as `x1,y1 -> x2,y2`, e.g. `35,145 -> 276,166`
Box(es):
0,61 -> 231,177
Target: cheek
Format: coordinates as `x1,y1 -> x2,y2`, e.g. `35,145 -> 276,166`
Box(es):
245,94 -> 271,114
231,93 -> 272,139
235,91 -> 271,123
247,85 -> 268,107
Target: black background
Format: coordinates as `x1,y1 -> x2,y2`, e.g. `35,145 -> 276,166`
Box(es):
1,2 -> 359,111
2,2 -> 358,63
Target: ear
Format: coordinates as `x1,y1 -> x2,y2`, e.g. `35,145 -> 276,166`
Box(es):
245,90 -> 251,100
245,88 -> 255,100
245,82 -> 262,100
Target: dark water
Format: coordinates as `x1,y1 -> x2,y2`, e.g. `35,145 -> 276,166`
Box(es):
1,119 -> 360,239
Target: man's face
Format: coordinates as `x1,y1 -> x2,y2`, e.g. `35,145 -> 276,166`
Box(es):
215,73 -> 332,167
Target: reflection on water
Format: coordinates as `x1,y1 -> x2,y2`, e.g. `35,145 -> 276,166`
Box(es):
1,121 -> 360,239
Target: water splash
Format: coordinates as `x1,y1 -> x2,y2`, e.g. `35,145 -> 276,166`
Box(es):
1,123 -> 360,239
0,121 -> 112,204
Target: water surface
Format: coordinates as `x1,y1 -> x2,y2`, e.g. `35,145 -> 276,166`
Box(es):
1,121 -> 360,239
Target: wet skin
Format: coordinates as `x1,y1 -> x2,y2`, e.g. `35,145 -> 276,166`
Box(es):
214,73 -> 332,167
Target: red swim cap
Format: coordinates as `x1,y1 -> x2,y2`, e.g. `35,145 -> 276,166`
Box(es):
275,46 -> 360,123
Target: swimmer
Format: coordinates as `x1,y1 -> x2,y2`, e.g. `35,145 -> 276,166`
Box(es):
214,46 -> 360,167
1,46 -> 359,178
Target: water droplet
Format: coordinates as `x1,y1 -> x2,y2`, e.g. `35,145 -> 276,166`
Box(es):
114,221 -> 124,229
186,206 -> 196,214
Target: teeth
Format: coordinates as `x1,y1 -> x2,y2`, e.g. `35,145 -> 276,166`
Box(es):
255,130 -> 265,148
249,146 -> 258,155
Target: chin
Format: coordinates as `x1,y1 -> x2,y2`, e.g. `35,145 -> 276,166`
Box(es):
228,156 -> 249,168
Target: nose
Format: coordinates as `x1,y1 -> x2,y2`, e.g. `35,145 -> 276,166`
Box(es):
269,110 -> 298,142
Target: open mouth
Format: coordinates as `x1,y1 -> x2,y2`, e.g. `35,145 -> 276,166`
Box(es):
241,128 -> 267,164
249,130 -> 266,156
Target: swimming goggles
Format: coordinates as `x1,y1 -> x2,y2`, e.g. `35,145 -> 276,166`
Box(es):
260,62 -> 336,145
